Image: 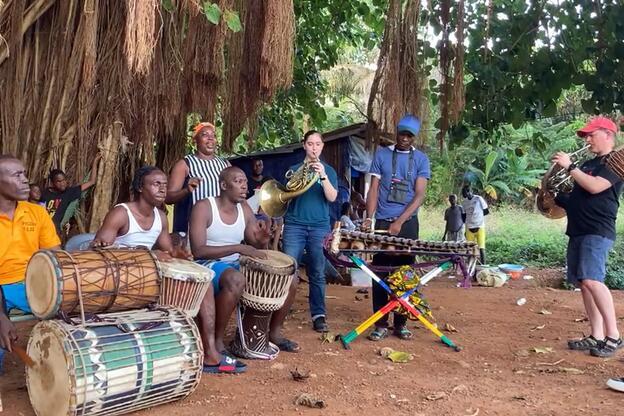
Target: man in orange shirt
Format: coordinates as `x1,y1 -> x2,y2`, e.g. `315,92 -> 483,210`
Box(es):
0,156 -> 60,361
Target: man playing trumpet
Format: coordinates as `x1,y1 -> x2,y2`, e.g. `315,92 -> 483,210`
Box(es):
552,116 -> 623,358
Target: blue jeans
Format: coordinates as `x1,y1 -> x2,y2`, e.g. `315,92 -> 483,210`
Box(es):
566,234 -> 614,286
282,222 -> 330,319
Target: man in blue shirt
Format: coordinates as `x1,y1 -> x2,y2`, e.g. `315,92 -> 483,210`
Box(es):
273,130 -> 338,348
363,114 -> 431,341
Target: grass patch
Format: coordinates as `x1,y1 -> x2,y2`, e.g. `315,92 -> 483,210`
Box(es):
418,205 -> 624,289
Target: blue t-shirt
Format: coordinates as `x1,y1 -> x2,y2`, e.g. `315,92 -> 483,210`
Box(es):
369,145 -> 430,220
284,161 -> 338,227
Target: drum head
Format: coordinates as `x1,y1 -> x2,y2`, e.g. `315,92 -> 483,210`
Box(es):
158,258 -> 215,283
242,250 -> 294,268
26,251 -> 61,319
26,322 -> 72,416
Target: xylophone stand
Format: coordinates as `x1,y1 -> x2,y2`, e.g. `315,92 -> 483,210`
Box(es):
338,256 -> 461,351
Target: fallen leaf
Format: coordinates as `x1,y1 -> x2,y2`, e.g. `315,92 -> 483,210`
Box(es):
387,351 -> 414,363
558,367 -> 584,375
290,368 -> 311,382
320,332 -> 336,344
539,309 -> 552,315
574,317 -> 588,322
536,358 -> 565,366
530,324 -> 546,331
294,393 -> 326,409
426,392 -> 447,401
531,347 -> 554,354
444,323 -> 458,333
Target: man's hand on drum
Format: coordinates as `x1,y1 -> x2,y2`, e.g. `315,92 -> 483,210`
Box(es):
0,315 -> 18,352
240,245 -> 267,259
153,250 -> 174,262
170,246 -> 193,260
91,237 -> 114,248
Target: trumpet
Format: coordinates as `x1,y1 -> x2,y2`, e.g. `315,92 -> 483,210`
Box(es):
536,144 -> 591,219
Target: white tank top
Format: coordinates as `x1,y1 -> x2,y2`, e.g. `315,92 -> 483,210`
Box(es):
114,203 -> 162,249
205,197 -> 245,262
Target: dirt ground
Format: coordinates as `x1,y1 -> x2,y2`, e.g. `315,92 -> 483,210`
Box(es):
2,267 -> 624,416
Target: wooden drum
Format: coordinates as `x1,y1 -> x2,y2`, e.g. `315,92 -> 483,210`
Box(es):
26,249 -> 161,319
25,308 -> 203,416
158,259 -> 214,317
230,250 -> 295,360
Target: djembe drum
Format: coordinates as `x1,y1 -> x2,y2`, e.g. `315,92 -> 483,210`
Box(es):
25,308 -> 203,416
158,259 -> 214,317
230,250 -> 295,360
26,249 -> 160,319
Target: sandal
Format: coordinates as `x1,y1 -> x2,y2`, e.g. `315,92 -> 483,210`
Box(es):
274,338 -> 300,353
220,350 -> 248,368
203,355 -> 247,374
590,336 -> 623,358
393,326 -> 414,340
367,327 -> 389,341
567,335 -> 602,351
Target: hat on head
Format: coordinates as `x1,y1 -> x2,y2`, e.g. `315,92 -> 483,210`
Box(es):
397,114 -> 420,137
193,121 -> 215,136
576,116 -> 618,137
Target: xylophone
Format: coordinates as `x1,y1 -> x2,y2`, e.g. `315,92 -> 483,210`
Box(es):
325,228 -> 479,286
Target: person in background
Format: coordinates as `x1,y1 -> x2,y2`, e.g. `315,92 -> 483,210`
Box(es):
461,185 -> 489,263
28,184 -> 44,206
443,194 -> 465,241
340,202 -> 356,231
246,158 -> 265,199
41,154 -> 101,237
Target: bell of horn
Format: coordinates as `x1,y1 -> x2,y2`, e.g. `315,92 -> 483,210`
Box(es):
259,161 -> 319,217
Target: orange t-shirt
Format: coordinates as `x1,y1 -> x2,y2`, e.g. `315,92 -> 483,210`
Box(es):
0,201 -> 61,285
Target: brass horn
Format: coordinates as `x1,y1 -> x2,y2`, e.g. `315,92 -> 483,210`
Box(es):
259,160 -> 320,217
536,145 -> 591,219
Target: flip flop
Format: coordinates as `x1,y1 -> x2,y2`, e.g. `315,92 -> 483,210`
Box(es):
203,354 -> 247,374
220,350 -> 248,368
393,326 -> 414,340
274,338 -> 300,353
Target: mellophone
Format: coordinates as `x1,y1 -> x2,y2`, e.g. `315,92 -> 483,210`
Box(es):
23,248 -> 214,416
326,228 -> 480,284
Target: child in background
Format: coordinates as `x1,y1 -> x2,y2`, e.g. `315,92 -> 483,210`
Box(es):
28,183 -> 45,206
443,194 -> 464,241
340,202 -> 356,231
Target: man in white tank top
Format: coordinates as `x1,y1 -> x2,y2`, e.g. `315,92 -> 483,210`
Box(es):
190,167 -> 273,363
93,167 -> 244,374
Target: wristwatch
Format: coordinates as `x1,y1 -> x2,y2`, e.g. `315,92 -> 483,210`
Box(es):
320,176 -> 327,181
567,163 -> 577,173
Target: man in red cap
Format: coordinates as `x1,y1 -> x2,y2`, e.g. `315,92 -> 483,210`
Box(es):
552,116 -> 623,358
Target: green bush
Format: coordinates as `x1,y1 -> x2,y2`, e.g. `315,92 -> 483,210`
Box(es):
606,240 -> 624,290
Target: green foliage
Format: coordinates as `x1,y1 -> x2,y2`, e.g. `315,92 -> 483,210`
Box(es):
203,2 -> 222,25
223,9 -> 242,32
606,239 -> 624,290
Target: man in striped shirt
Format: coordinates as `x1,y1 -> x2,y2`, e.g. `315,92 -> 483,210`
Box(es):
166,122 -> 230,233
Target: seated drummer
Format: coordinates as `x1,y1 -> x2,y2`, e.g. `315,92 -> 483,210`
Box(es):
189,167 -> 274,362
93,166 -> 244,374
0,155 -> 61,357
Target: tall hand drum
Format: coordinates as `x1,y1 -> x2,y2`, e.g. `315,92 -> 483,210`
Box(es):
25,308 -> 203,416
230,250 -> 295,360
26,249 -> 160,319
158,259 -> 214,317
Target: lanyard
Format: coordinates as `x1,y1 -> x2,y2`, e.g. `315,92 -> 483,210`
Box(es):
391,148 -> 414,181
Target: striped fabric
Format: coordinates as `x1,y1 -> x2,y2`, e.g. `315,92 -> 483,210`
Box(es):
184,154 -> 230,204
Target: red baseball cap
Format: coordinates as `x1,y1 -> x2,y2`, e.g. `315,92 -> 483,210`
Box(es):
576,116 -> 618,137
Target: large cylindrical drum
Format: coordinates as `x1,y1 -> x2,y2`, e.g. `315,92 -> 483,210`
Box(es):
25,308 -> 203,416
26,249 -> 160,319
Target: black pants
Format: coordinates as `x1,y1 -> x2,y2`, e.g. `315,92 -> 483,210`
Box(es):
371,216 -> 419,328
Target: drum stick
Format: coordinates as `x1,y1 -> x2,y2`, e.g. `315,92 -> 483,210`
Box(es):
12,344 -> 35,368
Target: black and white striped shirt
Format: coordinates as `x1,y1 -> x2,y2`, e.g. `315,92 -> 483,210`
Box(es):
184,154 -> 230,204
